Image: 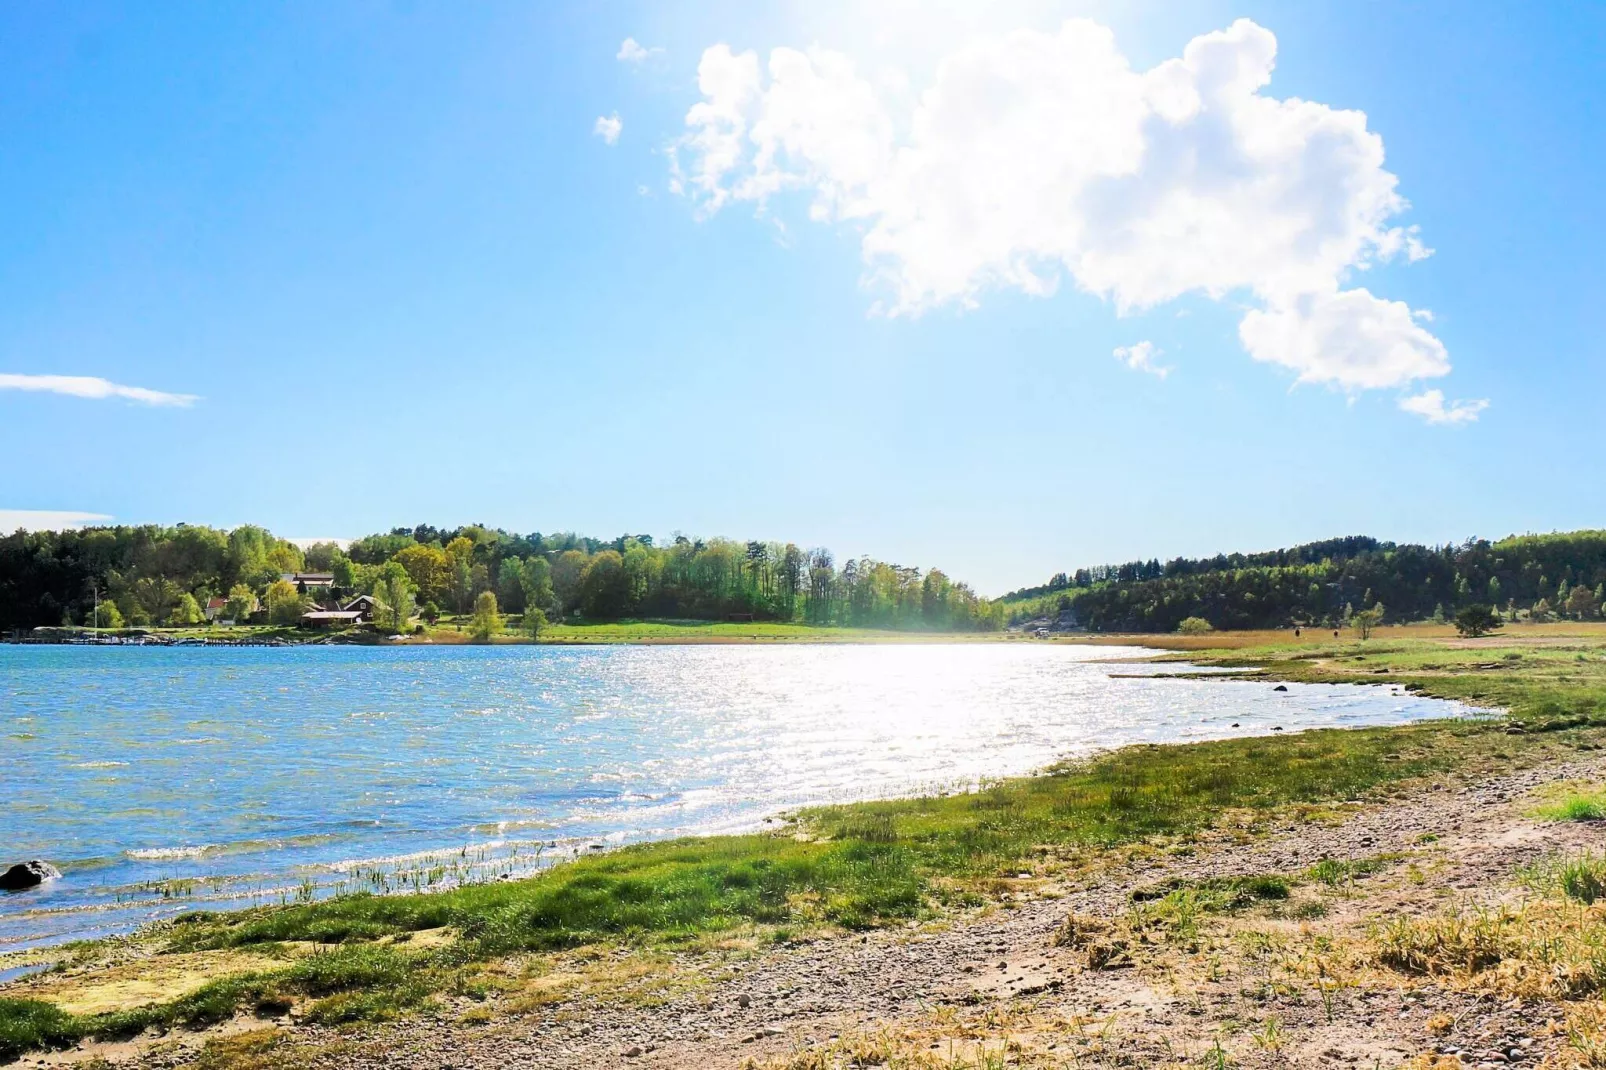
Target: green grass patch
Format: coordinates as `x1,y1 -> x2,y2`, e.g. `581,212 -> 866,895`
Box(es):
1131,874 -> 1291,907
0,945 -> 430,1061
1535,790 -> 1606,822
1307,854 -> 1401,887
1520,852 -> 1606,905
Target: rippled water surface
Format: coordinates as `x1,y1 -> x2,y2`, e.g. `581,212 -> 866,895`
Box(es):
1,643 -> 1467,949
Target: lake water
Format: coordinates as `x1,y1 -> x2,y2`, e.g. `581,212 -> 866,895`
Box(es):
0,643 -> 1468,951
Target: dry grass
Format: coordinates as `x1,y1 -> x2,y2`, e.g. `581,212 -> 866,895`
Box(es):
742,1002 -> 1129,1070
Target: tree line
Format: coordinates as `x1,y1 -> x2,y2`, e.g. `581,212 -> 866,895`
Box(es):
1003,530 -> 1606,632
0,522 -> 1003,633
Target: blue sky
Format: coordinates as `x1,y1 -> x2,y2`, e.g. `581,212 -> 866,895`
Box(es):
1,1 -> 1601,594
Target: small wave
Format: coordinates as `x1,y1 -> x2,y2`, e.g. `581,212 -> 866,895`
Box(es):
172,737 -> 224,745
68,760 -> 129,769
126,844 -> 218,861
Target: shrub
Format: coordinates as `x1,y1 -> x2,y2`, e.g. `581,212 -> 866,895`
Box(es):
1454,604 -> 1502,638
1177,617 -> 1213,635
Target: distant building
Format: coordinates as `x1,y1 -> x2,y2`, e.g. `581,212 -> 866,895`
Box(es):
341,595 -> 378,622
281,572 -> 336,593
204,597 -> 228,622
299,610 -> 364,628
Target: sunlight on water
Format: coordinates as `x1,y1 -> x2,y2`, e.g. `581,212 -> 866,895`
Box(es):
0,643 -> 1468,949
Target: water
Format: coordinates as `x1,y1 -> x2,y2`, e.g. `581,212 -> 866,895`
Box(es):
0,643 -> 1467,951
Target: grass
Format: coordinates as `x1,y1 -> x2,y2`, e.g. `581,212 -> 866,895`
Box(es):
420,617 -> 1020,645
1534,786 -> 1606,822
6,625 -> 1606,1060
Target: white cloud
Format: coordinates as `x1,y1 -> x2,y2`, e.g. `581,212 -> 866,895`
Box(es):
1398,389 -> 1489,425
1239,288 -> 1448,390
593,112 -> 623,145
673,18 -> 1466,408
1113,340 -> 1170,379
617,37 -> 663,64
0,373 -> 198,406
0,509 -> 113,532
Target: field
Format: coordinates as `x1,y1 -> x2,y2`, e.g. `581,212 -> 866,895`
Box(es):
4,622 -> 1606,1067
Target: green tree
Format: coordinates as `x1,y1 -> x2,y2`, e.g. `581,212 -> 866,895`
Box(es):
171,592 -> 203,626
117,595 -> 150,627
1566,583 -> 1601,620
522,556 -> 554,615
551,550 -> 587,613
1351,603 -> 1385,640
265,580 -> 305,625
91,599 -> 124,629
1454,604 -> 1503,638
449,556 -> 474,615
445,535 -> 476,613
1177,616 -> 1213,635
524,606 -> 547,641
470,590 -> 500,642
578,550 -> 628,617
302,541 -> 343,571
223,583 -> 256,623
131,576 -> 182,624
372,563 -> 417,633
330,553 -> 357,589
393,544 -> 449,606
496,558 -> 526,614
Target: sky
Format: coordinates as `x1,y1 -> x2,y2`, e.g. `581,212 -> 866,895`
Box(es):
1,1 -> 1601,595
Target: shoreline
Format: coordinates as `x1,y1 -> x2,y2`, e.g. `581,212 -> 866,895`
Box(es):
9,618 -> 1600,650
2,646 -> 1457,957
3,625 -> 1605,1067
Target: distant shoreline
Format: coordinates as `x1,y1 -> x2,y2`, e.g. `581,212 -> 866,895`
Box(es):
8,617 -> 1600,649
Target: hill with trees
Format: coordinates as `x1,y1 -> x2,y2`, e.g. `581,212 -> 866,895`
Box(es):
0,523 -> 1003,634
1003,531 -> 1606,632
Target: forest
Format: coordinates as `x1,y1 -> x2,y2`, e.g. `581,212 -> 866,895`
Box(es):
0,522 -> 1003,633
6,523 -> 1604,636
1002,530 -> 1606,632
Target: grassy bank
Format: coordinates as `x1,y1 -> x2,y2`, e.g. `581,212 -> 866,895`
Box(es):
422,618 -> 1021,645
34,618 -> 1023,647
4,626 -> 1606,1061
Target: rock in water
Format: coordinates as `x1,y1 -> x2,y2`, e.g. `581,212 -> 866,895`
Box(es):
0,861 -> 61,891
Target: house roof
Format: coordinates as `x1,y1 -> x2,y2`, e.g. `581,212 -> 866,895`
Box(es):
283,572 -> 336,584
300,610 -> 363,621
206,598 -> 227,609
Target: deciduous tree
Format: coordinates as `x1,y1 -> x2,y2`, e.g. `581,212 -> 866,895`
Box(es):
1351,603 -> 1385,640
265,580 -> 305,625
372,563 -> 416,633
470,590 -> 500,642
